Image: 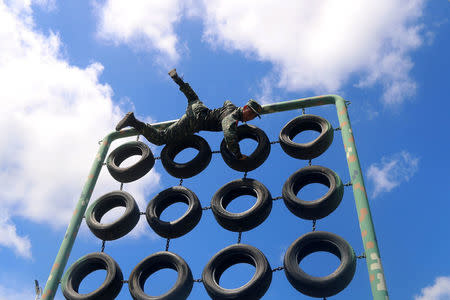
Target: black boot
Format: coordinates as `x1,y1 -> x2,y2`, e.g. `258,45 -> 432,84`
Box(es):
116,112 -> 144,131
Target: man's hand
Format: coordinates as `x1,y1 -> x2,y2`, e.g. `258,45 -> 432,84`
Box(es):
238,154 -> 248,160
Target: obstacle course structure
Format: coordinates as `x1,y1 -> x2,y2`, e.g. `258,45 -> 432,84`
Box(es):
42,95 -> 389,299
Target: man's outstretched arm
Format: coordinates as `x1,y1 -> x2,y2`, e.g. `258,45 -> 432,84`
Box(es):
222,114 -> 244,159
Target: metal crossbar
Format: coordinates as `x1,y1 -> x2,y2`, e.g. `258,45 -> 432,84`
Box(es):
41,95 -> 389,300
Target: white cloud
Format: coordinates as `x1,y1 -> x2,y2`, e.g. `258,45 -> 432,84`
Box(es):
0,284 -> 35,300
0,213 -> 31,259
200,0 -> 424,104
93,0 -> 425,104
415,276 -> 450,300
367,151 -> 419,198
95,0 -> 184,65
0,0 -> 160,258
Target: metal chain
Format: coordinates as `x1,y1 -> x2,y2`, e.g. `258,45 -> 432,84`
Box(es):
334,127 -> 341,131
193,279 -> 203,283
140,211 -> 146,215
302,108 -> 306,114
243,172 -> 248,179
122,280 -> 129,283
272,266 -> 284,272
272,196 -> 283,201
165,238 -> 170,251
212,150 -> 221,154
357,253 -> 366,259
202,206 -> 211,210
308,159 -> 312,166
101,240 -> 106,252
120,182 -> 124,191
270,140 -> 280,145
155,156 -> 161,160
237,232 -> 242,244
344,182 -> 353,186
179,179 -> 183,186
312,220 -> 316,232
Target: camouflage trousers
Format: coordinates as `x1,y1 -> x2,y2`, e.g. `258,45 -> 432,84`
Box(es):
140,99 -> 208,145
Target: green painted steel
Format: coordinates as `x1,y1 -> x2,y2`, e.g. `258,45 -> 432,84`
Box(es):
42,95 -> 388,300
334,97 -> 389,299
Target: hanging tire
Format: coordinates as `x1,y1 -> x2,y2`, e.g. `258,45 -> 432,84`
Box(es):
61,252 -> 123,300
107,141 -> 155,183
283,231 -> 356,298
220,124 -> 270,172
279,114 -> 334,160
211,178 -> 272,232
146,186 -> 202,239
85,190 -> 140,241
161,135 -> 212,178
282,165 -> 343,220
202,243 -> 272,300
128,251 -> 193,300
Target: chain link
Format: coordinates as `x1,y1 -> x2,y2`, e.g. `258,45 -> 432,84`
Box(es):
202,206 -> 211,210
211,150 -> 221,154
312,220 -> 316,232
165,238 -> 170,251
270,140 -> 280,145
357,253 -> 366,259
101,240 -> 106,252
344,182 -> 353,186
272,266 -> 284,272
179,179 -> 183,186
120,182 -> 124,191
237,232 -> 242,244
272,196 -> 283,201
308,159 -> 312,166
193,279 -> 203,283
334,127 -> 341,131
243,172 -> 248,179
154,156 -> 161,160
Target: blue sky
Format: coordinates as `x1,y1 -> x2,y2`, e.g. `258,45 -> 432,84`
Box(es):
0,0 -> 449,299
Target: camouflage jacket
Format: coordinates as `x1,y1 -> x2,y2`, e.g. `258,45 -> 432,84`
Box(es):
196,100 -> 243,158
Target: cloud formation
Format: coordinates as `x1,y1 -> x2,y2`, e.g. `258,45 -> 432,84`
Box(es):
95,0 -> 426,104
0,284 -> 35,300
0,0 -> 160,258
95,0 -> 184,65
202,0 -> 425,104
415,276 -> 450,300
367,151 -> 419,198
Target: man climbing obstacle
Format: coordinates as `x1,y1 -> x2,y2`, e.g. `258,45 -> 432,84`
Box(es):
115,69 -> 263,160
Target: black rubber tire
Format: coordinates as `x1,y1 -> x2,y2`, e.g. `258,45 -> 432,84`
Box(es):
61,252 -> 123,300
85,191 -> 140,241
211,178 -> 272,232
128,251 -> 193,300
279,114 -> 334,160
161,135 -> 212,179
202,243 -> 272,300
283,231 -> 356,298
282,165 -> 343,220
146,186 -> 202,239
107,141 -> 155,183
220,124 -> 270,172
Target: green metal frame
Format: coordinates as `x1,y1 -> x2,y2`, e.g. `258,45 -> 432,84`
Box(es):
42,95 -> 389,300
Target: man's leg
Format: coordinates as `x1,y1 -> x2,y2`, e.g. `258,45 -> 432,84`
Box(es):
116,112 -> 166,146
161,114 -> 196,143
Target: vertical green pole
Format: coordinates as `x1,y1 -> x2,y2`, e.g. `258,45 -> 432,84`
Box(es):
335,97 -> 389,300
41,135 -> 113,300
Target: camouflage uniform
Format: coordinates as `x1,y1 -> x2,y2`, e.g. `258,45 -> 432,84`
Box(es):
140,98 -> 244,158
